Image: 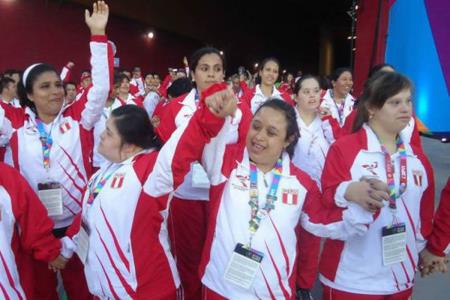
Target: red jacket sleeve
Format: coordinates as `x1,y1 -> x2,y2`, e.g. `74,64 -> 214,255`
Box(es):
1,164 -> 61,262
410,116 -> 422,151
427,178 -> 450,256
342,109 -> 357,136
158,74 -> 172,99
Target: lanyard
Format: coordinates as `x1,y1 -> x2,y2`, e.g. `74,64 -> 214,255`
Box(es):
330,90 -> 345,125
381,138 -> 408,214
248,158 -> 283,246
87,167 -> 117,205
35,118 -> 54,170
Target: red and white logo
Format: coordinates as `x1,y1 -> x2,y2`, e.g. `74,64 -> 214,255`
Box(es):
362,162 -> 378,176
232,174 -> 249,191
413,170 -> 423,187
282,189 -> 298,205
59,122 -> 72,134
111,173 -> 125,189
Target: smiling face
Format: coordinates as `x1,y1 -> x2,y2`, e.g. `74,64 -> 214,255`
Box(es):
259,60 -> 279,87
295,78 -> 321,113
191,53 -> 224,93
368,88 -> 412,135
246,106 -> 291,172
27,71 -> 65,118
332,71 -> 353,97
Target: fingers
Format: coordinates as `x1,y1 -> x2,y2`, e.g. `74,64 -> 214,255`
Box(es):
368,189 -> 389,203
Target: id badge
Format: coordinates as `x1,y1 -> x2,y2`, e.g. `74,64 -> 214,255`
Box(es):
37,181 -> 63,216
223,243 -> 264,289
382,223 -> 407,266
191,162 -> 210,189
76,221 -> 90,265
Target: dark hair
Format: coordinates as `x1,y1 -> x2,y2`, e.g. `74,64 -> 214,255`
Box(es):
167,78 -> 193,98
254,98 -> 299,158
259,57 -> 280,72
0,77 -> 15,92
256,57 -> 280,85
111,105 -> 162,150
330,67 -> 352,82
3,69 -> 21,78
353,71 -> 412,132
17,63 -> 58,112
189,47 -> 226,73
318,75 -> 332,90
368,63 -> 395,78
113,73 -> 130,87
293,74 -> 320,95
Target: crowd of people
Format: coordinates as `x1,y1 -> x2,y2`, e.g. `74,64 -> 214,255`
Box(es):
0,1 -> 449,300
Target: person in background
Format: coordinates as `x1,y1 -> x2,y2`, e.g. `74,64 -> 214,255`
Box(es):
241,57 -> 295,114
0,77 -> 21,108
64,81 -> 78,105
320,67 -> 355,127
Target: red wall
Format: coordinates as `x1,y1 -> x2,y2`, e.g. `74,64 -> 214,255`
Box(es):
353,0 -> 390,96
1,0 -> 201,79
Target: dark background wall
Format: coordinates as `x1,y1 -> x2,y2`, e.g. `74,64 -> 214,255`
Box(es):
1,0 -> 352,78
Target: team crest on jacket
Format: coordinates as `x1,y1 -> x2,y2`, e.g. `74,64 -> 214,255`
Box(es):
362,162 -> 378,176
111,173 -> 125,189
59,121 -> 72,134
232,174 -> 249,191
282,189 -> 298,205
412,170 -> 423,187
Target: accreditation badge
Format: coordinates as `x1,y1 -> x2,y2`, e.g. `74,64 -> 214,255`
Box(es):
382,223 -> 407,266
37,181 -> 63,216
76,221 -> 90,265
223,243 -> 264,289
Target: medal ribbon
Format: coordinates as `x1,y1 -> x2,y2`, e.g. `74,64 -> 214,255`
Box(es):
35,118 -> 53,170
330,90 -> 345,125
248,158 -> 283,245
381,138 -> 407,212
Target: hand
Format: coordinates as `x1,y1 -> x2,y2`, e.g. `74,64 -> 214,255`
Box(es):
67,62 -> 75,69
319,106 -> 331,116
151,116 -> 161,128
48,255 -> 68,272
204,87 -> 237,118
183,56 -> 188,67
344,180 -> 387,212
419,249 -> 449,277
85,1 -> 109,36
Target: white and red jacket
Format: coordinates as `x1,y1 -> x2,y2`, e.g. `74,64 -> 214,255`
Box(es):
64,151 -> 179,299
143,91 -> 161,117
92,94 -> 143,169
149,103 -> 369,299
156,88 -> 210,201
320,89 -> 355,127
130,77 -> 145,97
292,109 -> 339,189
0,35 -> 113,229
0,163 -> 62,299
427,178 -> 450,256
241,84 -> 295,114
317,124 -> 435,295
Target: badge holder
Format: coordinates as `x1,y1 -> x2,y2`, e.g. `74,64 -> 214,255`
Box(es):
76,220 -> 90,265
381,221 -> 407,266
224,243 -> 264,289
37,178 -> 63,217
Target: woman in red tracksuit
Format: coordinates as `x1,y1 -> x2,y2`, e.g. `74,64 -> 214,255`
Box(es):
0,2 -> 112,298
0,163 -> 67,299
318,71 -> 435,299
241,57 -> 295,114
156,46 -> 226,300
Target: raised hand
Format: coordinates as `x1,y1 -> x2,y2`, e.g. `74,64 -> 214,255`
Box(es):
48,255 -> 69,272
204,87 -> 237,118
85,1 -> 109,36
183,56 -> 189,67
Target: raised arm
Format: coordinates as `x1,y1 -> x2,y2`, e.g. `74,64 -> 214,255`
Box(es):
144,84 -> 241,197
75,1 -> 113,129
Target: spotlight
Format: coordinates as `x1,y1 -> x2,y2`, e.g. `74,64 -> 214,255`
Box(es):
147,31 -> 154,39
